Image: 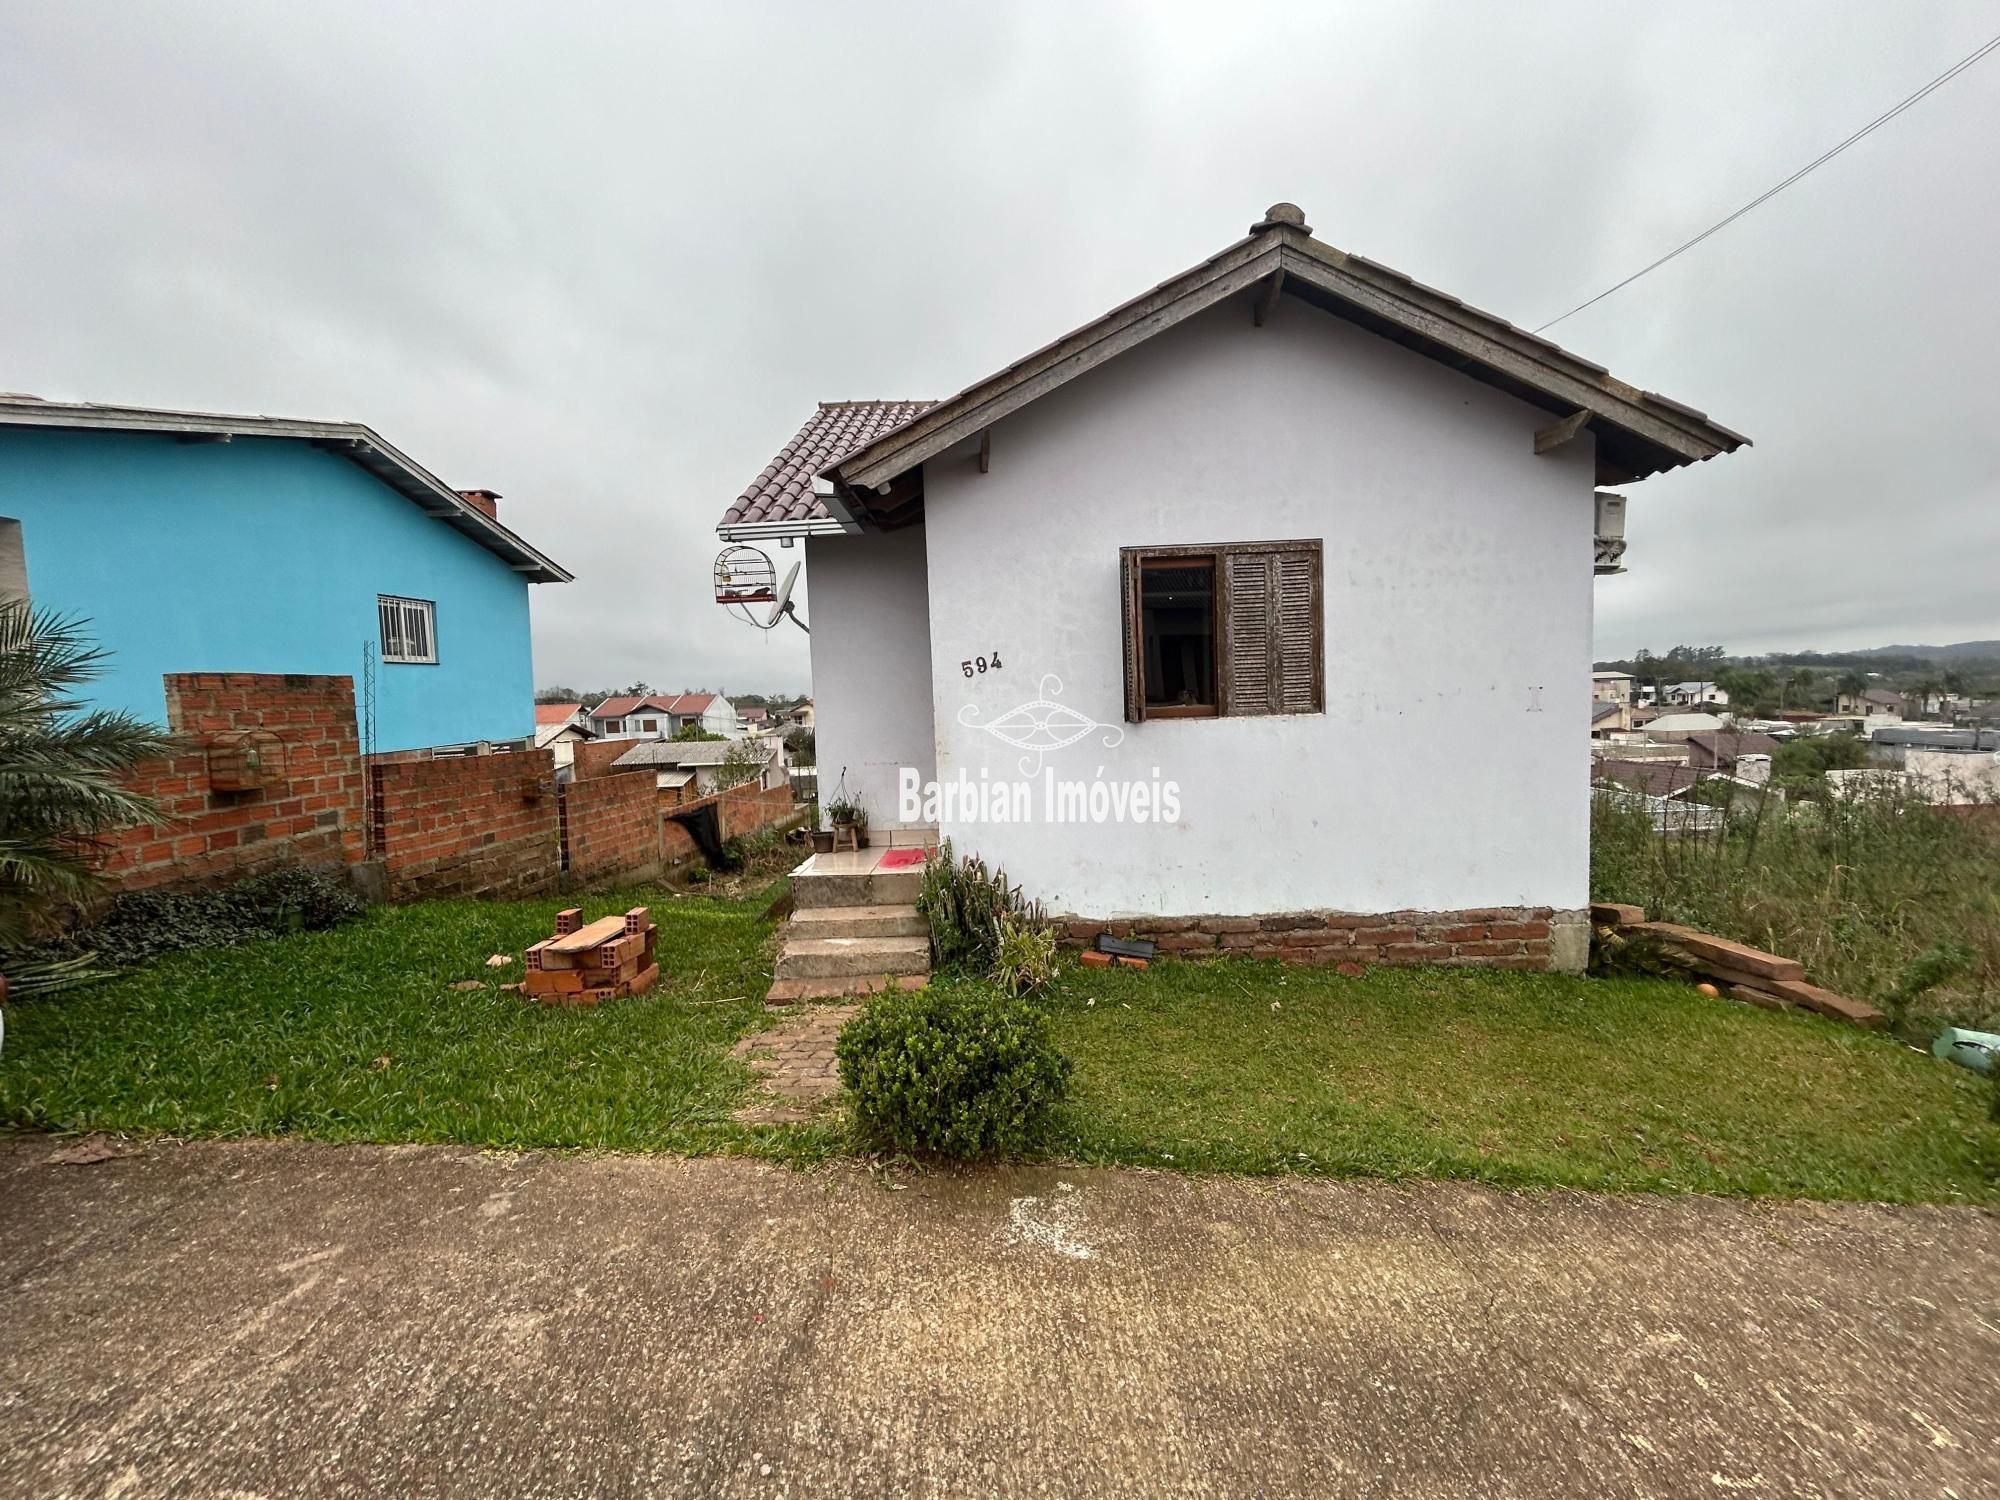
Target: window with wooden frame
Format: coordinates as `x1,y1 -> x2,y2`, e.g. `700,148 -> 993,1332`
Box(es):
1119,540 -> 1322,723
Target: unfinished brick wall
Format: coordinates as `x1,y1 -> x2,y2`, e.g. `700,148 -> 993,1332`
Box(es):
719,782 -> 795,837
1062,907 -> 1565,972
658,781 -> 800,868
571,736 -> 644,781
97,679 -> 787,902
99,674 -> 364,892
561,771 -> 662,885
369,750 -> 561,901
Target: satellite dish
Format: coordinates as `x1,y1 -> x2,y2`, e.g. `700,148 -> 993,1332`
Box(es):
765,561 -> 808,634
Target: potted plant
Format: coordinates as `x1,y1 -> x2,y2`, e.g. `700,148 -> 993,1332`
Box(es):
809,800 -> 834,853
825,795 -> 868,849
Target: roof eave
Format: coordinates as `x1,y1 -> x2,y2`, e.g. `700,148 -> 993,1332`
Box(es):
824,225 -> 1747,494
715,513 -> 856,543
0,401 -> 574,583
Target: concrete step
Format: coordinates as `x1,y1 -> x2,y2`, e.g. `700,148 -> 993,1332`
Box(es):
775,935 -> 931,981
766,973 -> 928,1007
787,903 -> 927,939
791,868 -> 923,909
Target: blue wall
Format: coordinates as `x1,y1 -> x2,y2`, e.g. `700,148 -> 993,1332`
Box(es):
0,428 -> 538,752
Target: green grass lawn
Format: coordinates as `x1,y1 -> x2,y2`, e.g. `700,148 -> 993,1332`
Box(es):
5,882 -> 1995,1203
0,883 -> 835,1158
1042,961 -> 2000,1203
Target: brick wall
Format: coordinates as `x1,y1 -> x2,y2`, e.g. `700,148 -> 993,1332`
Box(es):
658,781 -> 799,868
98,676 -> 792,902
719,782 -> 795,838
571,736 -> 644,781
100,674 -> 364,892
369,750 -> 561,901
1062,907 -> 1564,972
561,771 -> 662,885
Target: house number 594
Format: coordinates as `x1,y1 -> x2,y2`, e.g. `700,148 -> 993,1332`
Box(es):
961,651 -> 1004,677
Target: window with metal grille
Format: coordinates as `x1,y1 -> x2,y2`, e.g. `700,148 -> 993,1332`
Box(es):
377,595 -> 437,665
1119,540 -> 1322,723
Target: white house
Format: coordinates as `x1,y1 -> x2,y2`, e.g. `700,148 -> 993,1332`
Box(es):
1664,681 -> 1730,708
588,691 -> 738,741
1591,670 -> 1635,705
532,701 -> 596,775
716,203 -> 1745,971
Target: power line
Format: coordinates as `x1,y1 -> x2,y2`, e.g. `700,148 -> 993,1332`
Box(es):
1535,30 -> 2000,333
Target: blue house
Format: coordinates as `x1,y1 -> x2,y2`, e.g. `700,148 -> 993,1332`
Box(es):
0,397 -> 570,753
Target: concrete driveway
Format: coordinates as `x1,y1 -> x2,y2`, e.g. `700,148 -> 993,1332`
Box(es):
1,1138 -> 1995,1499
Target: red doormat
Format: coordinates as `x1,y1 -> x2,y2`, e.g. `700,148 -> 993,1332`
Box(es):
877,848 -> 927,869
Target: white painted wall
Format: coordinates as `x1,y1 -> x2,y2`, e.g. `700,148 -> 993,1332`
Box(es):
920,293 -> 1596,916
701,696 -> 740,739
1904,747 -> 2000,804
805,527 -> 936,828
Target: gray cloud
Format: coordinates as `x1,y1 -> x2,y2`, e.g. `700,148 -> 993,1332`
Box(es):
3,0 -> 1995,693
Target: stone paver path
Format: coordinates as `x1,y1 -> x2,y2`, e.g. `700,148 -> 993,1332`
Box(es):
730,1003 -> 859,1123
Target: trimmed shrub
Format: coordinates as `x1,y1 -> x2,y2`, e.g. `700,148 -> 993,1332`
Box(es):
836,983 -> 1072,1159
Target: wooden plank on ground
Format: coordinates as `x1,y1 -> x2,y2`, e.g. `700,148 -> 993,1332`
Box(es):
546,915 -> 628,954
1673,933 -> 1802,982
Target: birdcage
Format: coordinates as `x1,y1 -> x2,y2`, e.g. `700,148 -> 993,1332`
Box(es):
713,546 -> 777,605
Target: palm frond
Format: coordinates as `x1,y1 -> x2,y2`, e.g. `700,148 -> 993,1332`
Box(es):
0,606 -> 169,950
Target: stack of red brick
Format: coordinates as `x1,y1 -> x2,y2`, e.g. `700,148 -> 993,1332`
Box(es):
524,907 -> 660,1006
1590,903 -> 1885,1028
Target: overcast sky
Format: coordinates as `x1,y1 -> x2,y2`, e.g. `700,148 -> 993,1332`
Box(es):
3,2 -> 1996,692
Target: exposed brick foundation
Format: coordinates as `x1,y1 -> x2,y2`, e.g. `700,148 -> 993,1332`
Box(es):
1062,907 -> 1588,973
100,674 -> 364,892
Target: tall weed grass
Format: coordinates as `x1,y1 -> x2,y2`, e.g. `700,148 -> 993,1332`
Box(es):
1591,787 -> 2000,1034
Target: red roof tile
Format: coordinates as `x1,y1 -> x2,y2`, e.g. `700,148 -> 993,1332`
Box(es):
590,694 -> 674,719
534,702 -> 582,725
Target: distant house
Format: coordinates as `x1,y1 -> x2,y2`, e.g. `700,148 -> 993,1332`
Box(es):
533,702 -> 596,774
1835,686 -> 1902,717
1644,712 -> 1728,741
0,396 -> 570,751
1665,681 -> 1729,708
588,694 -> 677,740
1591,699 -> 1633,737
1680,731 -> 1780,775
589,692 -> 738,741
1591,670 -> 1634,705
737,704 -> 772,735
1593,759 -> 1701,799
1593,757 -> 1775,811
610,736 -> 785,798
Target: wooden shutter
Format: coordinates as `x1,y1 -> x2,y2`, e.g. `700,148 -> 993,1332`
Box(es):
1223,552 -> 1276,715
1222,543 -> 1321,716
1119,550 -> 1144,723
1274,549 -> 1321,713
